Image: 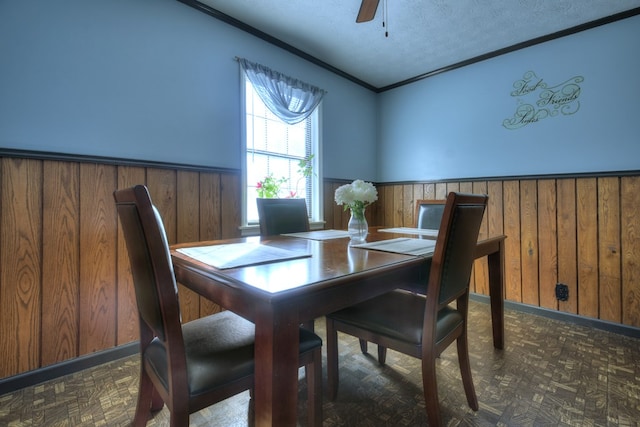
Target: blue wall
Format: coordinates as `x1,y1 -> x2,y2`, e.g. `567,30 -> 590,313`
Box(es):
377,14 -> 640,182
0,0 -> 378,181
1,1 -> 638,183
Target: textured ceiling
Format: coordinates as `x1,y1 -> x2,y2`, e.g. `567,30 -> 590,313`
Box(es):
192,0 -> 640,90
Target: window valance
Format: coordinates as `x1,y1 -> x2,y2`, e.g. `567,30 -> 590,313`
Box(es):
238,57 -> 326,125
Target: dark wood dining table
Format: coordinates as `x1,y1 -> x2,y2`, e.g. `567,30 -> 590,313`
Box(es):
170,228 -> 506,427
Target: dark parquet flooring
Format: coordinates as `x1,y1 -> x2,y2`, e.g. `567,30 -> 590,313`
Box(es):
1,300 -> 639,426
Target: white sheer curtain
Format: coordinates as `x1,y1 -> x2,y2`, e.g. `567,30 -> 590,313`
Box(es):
238,58 -> 326,125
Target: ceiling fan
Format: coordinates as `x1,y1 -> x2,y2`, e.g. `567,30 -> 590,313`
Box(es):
356,0 -> 389,37
356,0 -> 380,23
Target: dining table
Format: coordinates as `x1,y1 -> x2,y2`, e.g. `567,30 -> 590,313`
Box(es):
170,227 -> 506,427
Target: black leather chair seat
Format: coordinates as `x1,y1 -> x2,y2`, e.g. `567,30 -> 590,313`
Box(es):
145,310 -> 322,397
328,290 -> 463,349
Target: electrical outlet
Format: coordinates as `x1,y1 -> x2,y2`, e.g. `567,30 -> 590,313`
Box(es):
555,283 -> 569,301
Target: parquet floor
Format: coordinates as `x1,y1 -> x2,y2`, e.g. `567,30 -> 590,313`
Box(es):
1,300 -> 639,426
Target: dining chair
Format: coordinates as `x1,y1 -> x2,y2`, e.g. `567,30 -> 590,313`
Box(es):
114,185 -> 323,427
256,197 -> 316,332
326,192 -> 488,427
415,199 -> 446,230
256,197 -> 310,236
356,198 -> 447,359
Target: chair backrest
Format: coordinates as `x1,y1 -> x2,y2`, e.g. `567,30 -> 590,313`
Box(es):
113,185 -> 184,353
414,199 -> 446,229
427,192 -> 488,307
256,198 -> 310,236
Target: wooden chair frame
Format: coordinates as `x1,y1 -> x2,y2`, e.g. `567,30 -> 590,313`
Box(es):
326,192 -> 488,427
115,185 -> 322,426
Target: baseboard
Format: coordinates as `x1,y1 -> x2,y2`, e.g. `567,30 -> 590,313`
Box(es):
470,293 -> 640,339
0,342 -> 139,396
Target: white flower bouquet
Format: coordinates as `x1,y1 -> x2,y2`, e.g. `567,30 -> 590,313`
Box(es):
334,179 -> 378,220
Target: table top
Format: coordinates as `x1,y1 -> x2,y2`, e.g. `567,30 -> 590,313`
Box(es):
170,228 -> 505,323
170,228 -> 426,296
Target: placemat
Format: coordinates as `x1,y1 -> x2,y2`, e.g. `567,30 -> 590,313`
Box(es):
282,229 -> 351,240
177,242 -> 311,269
351,237 -> 436,256
379,227 -> 438,237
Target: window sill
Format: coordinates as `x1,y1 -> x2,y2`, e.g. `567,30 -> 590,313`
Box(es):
240,221 -> 326,238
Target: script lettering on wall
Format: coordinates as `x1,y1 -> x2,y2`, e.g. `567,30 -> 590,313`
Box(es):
503,71 -> 583,130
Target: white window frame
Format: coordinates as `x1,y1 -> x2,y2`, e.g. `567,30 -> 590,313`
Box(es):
240,72 -> 323,235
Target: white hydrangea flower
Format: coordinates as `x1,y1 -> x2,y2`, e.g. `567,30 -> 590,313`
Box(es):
334,180 -> 378,211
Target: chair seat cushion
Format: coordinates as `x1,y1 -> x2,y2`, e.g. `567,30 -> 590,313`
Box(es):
145,310 -> 322,397
327,290 -> 463,347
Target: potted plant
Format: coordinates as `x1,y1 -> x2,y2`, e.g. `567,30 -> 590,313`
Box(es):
255,155 -> 315,199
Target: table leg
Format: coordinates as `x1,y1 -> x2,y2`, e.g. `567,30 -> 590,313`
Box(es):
253,309 -> 300,427
487,239 -> 505,349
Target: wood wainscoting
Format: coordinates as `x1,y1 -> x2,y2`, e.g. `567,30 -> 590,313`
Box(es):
2,151 -> 640,382
0,153 -> 241,379
324,178 -> 640,334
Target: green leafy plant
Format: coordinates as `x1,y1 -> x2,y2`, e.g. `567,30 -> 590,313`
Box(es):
298,154 -> 314,179
292,154 -> 315,198
256,174 -> 287,198
256,154 -> 315,198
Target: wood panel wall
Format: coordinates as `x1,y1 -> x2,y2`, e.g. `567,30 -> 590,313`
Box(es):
2,153 -> 639,381
325,178 -> 640,332
0,156 -> 240,379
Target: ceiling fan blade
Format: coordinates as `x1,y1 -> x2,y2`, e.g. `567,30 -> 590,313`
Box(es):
356,0 -> 380,23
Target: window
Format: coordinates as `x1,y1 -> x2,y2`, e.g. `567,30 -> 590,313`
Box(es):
241,75 -> 322,227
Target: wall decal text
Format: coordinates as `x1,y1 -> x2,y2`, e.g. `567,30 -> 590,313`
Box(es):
503,71 -> 583,130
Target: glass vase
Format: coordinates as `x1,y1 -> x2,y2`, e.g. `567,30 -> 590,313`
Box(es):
348,206 -> 368,244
